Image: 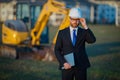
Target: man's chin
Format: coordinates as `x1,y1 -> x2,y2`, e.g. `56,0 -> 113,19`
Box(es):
73,25 -> 78,28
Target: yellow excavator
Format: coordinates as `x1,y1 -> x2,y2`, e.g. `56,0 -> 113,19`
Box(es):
0,0 -> 70,60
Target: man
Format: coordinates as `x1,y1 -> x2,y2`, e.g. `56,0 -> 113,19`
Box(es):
54,7 -> 96,80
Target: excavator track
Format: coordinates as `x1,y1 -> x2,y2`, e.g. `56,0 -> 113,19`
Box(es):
0,45 -> 17,59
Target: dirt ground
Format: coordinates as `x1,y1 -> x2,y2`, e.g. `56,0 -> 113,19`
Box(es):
0,45 -> 56,61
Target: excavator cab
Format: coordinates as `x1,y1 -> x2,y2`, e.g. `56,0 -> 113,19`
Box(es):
2,20 -> 29,45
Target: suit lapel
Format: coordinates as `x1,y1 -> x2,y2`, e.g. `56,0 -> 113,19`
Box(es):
66,27 -> 73,47
75,27 -> 83,46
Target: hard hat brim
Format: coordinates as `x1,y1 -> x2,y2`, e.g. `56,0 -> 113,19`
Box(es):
69,17 -> 81,19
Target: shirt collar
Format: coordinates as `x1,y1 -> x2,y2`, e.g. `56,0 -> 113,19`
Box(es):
69,26 -> 78,32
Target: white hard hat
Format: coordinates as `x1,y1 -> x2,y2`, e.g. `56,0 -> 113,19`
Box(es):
69,7 -> 82,18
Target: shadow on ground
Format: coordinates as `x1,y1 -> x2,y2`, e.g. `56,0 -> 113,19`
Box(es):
86,42 -> 120,57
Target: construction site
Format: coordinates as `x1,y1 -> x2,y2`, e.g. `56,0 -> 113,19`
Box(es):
0,0 -> 120,80
0,0 -> 120,61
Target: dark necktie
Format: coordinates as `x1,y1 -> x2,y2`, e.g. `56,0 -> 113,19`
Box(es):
72,29 -> 76,46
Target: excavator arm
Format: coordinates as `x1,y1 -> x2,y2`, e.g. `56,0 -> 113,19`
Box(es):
31,0 -> 70,45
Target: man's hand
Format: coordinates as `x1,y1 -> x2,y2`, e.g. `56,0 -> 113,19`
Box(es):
80,18 -> 88,29
63,62 -> 71,69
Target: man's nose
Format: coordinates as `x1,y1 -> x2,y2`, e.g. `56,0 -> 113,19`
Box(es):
73,20 -> 79,23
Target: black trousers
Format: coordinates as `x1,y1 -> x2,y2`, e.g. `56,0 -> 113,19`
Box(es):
61,67 -> 87,80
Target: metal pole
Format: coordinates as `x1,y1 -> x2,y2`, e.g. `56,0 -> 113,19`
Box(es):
28,0 -> 31,31
115,4 -> 119,26
90,5 -> 94,23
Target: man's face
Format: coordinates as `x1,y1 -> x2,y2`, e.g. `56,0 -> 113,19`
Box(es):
70,17 -> 80,28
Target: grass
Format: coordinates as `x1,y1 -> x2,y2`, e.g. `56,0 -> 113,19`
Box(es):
88,24 -> 120,44
0,25 -> 120,80
88,53 -> 120,80
0,58 -> 60,80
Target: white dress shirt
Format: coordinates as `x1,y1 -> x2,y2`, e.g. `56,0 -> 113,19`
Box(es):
69,26 -> 78,42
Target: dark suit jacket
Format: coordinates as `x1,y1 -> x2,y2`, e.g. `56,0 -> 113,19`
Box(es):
54,27 -> 96,69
